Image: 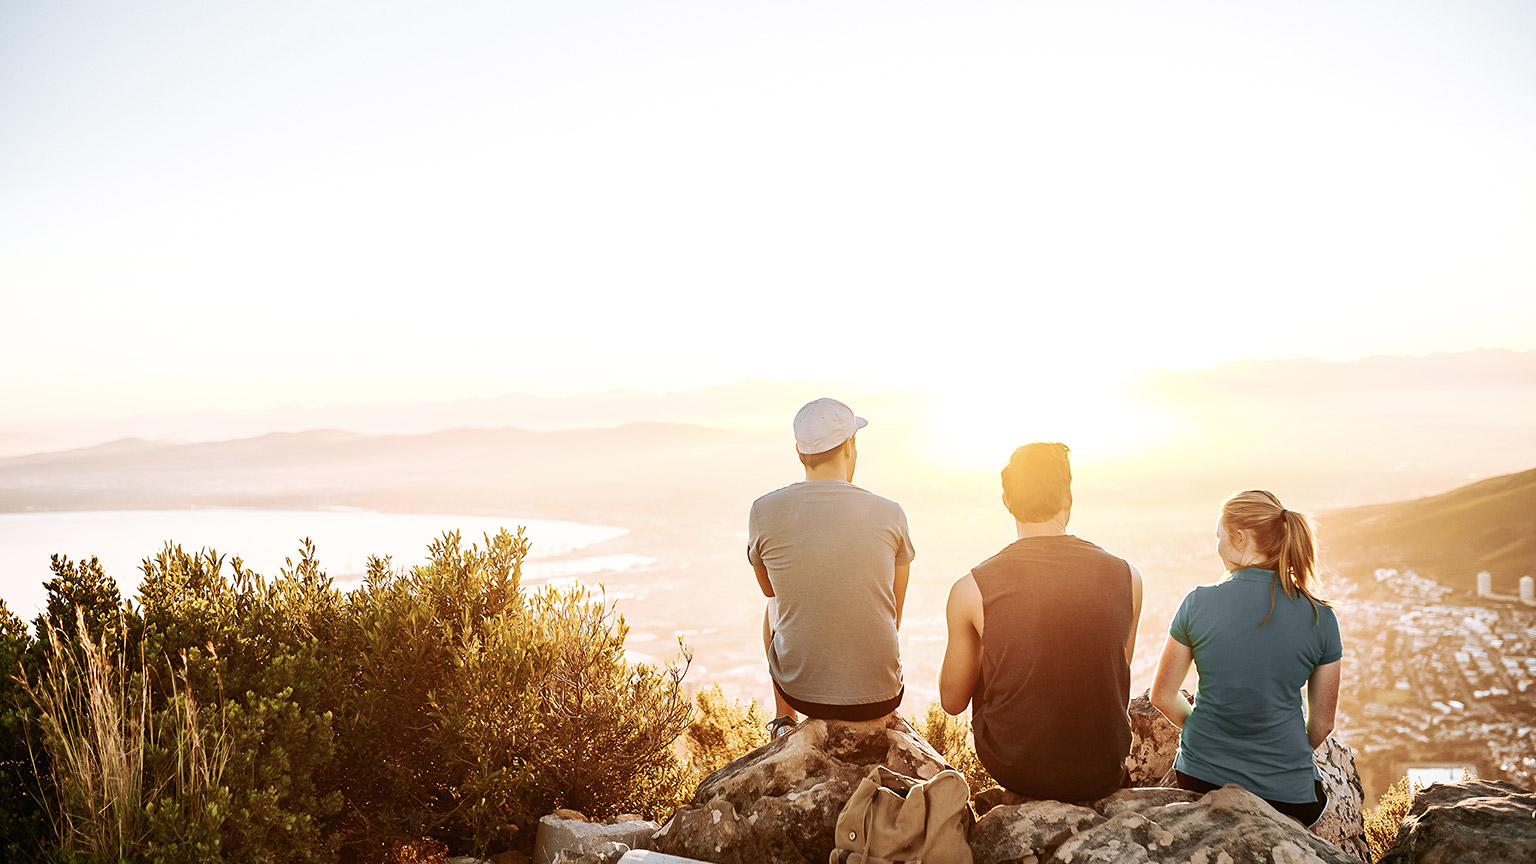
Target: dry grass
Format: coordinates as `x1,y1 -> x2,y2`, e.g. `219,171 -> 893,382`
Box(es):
19,610 -> 228,862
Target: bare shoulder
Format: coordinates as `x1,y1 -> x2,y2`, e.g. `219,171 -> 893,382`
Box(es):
947,571 -> 982,607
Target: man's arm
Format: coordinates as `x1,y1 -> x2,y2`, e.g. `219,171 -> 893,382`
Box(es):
938,572 -> 984,715
1150,636 -> 1194,729
1125,563 -> 1144,666
753,561 -> 774,598
1306,660 -> 1341,749
893,563 -> 909,629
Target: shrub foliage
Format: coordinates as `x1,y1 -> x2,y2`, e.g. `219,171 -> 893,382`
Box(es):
2,528 -> 696,863
917,702 -> 995,799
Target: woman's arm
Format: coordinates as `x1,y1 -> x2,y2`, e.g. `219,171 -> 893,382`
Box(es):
1306,660 -> 1341,749
1150,636 -> 1194,729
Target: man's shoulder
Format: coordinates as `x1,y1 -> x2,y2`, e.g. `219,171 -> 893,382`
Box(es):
751,483 -> 802,510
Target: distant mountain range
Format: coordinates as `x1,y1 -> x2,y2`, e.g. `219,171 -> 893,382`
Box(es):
1325,466 -> 1536,595
0,422 -> 783,526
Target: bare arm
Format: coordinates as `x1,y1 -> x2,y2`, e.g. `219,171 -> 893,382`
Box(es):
893,562 -> 909,629
1125,563 -> 1144,666
1150,636 -> 1194,729
938,572 -> 984,715
1306,660 -> 1341,749
753,561 -> 774,598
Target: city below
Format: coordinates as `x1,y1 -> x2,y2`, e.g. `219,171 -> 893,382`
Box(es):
1338,566 -> 1536,802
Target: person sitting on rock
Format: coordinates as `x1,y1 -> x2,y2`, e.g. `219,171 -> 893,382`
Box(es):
748,398 -> 915,737
1149,490 -> 1341,826
938,442 -> 1144,801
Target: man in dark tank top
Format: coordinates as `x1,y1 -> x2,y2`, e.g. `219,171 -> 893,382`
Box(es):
938,443 -> 1144,802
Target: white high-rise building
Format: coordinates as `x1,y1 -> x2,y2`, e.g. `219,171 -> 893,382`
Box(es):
1521,575 -> 1535,607
1477,571 -> 1492,597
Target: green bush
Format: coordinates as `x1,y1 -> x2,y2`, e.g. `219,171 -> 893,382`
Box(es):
917,702 -> 995,799
0,598 -> 47,860
6,526 -> 697,863
133,542 -> 344,863
685,683 -> 768,781
341,530 -> 694,857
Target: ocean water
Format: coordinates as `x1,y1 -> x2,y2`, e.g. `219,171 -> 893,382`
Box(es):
0,509 -> 653,624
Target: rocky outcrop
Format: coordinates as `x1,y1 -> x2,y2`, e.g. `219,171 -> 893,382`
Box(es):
535,814 -> 659,864
1125,691 -> 1181,787
1311,737 -> 1369,861
650,714 -> 951,864
1377,779 -> 1536,864
1122,690 -> 1367,858
971,785 -> 1359,864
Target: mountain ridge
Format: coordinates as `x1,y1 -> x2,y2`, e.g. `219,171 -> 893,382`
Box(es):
1325,466 -> 1536,594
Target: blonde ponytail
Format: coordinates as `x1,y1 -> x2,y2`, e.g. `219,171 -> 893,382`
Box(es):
1221,490 -> 1328,626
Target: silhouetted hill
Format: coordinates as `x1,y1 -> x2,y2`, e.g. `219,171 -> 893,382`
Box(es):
1325,467 -> 1536,594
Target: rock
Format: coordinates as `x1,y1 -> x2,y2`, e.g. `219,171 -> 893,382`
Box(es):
1377,779 -> 1536,864
534,815 -> 659,864
1311,737 -> 1369,860
1125,690 -> 1182,787
969,799 -> 1101,864
555,809 -> 590,822
1092,787 -> 1201,819
450,858 -> 494,864
969,786 -> 1359,864
616,853 -> 715,864
651,714 -> 953,864
553,841 -> 632,864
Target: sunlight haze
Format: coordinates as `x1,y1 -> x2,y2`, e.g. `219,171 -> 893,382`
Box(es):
4,0 -> 1534,427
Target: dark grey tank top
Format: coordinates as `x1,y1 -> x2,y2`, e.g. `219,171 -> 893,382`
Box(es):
970,535 -> 1133,801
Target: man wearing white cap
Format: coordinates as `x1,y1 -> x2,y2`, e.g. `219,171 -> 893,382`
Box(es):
747,398 -> 916,737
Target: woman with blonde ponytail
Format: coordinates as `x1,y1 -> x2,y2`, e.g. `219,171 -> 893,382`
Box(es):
1150,491 -> 1342,826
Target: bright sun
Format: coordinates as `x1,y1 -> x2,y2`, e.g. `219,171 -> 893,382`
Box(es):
925,377 -> 1181,471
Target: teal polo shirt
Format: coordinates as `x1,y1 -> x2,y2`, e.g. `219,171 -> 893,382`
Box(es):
1170,567 -> 1343,803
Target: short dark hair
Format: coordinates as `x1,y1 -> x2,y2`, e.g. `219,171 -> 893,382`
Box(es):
1001,443 -> 1071,522
798,436 -> 850,469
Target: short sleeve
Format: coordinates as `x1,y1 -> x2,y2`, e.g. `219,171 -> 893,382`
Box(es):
1169,590 -> 1195,647
746,502 -> 764,568
1316,606 -> 1343,665
893,506 -> 915,565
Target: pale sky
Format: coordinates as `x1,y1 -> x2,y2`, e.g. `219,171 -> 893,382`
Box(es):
4,0 -> 1534,427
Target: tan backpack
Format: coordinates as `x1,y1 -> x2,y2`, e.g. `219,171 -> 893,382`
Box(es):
829,766 -> 974,864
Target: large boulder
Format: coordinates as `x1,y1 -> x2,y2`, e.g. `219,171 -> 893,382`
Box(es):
971,786 -> 1359,864
1377,779 -> 1536,864
650,714 -> 952,864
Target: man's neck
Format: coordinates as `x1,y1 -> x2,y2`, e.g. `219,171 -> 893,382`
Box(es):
803,464 -> 850,482
1015,518 -> 1067,539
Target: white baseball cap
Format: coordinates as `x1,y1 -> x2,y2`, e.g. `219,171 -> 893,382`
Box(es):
793,398 -> 868,455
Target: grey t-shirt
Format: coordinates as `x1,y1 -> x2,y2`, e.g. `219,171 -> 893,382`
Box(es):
747,480 -> 915,705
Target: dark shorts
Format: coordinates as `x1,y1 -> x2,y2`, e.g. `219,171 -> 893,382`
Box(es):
1175,771 -> 1328,826
773,680 -> 903,722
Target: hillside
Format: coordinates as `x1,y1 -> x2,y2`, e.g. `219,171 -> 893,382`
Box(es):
1324,466 -> 1536,594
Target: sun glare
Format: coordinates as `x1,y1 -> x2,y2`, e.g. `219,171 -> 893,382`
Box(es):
927,380 -> 1182,471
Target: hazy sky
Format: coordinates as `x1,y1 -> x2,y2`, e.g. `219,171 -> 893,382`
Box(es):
4,1 -> 1534,428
